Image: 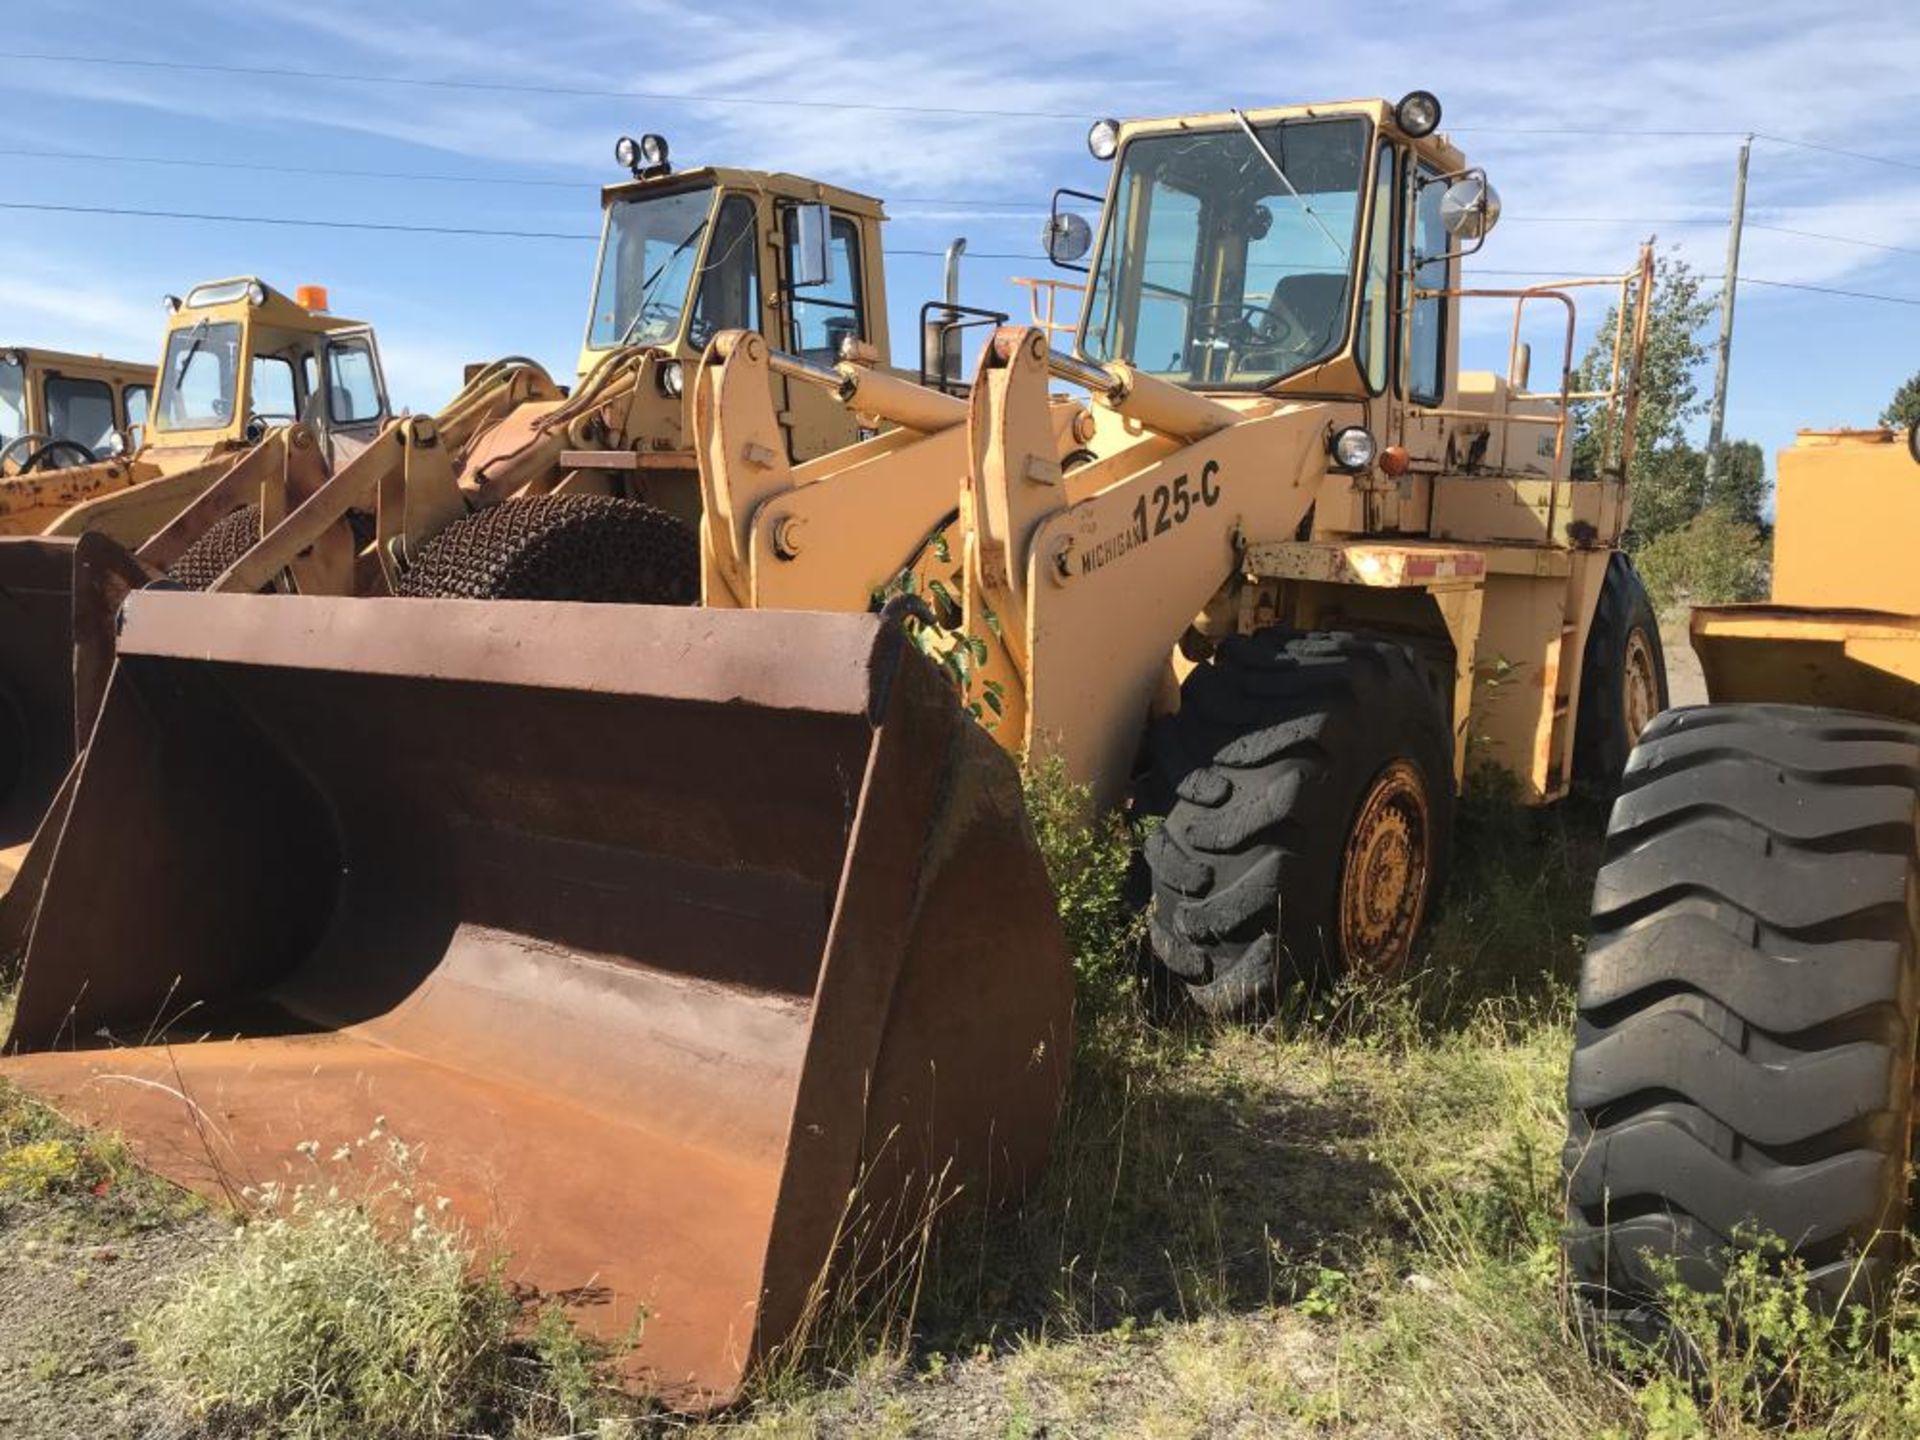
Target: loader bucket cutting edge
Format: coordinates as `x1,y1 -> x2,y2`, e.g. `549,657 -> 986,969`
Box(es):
0,593 -> 1073,1409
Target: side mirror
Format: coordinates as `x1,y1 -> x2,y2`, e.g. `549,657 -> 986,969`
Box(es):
1044,212 -> 1092,266
791,203 -> 835,289
1045,187 -> 1103,271
1440,176 -> 1501,241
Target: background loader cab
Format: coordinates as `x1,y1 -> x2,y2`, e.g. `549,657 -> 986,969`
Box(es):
0,279 -> 391,543
576,137 -> 889,511
151,277 -> 390,471
0,348 -> 154,475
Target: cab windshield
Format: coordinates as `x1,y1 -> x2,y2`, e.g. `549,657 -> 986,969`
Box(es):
588,187 -> 720,349
1081,116 -> 1371,388
156,320 -> 243,431
0,354 -> 24,449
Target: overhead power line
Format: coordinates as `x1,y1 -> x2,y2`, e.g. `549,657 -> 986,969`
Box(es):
1738,275 -> 1920,307
1468,266 -> 1920,308
1752,133 -> 1920,175
0,198 -> 1038,257
1747,223 -> 1920,259
0,145 -> 1042,208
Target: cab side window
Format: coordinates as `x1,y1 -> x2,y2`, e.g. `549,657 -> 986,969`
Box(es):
1407,165 -> 1449,406
1355,143 -> 1396,393
44,375 -> 116,451
786,212 -> 865,362
250,356 -> 299,423
326,340 -> 383,425
689,195 -> 761,348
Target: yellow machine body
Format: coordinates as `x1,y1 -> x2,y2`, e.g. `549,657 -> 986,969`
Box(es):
1693,426 -> 1920,717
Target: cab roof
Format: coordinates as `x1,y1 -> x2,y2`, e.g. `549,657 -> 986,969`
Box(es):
1111,98 -> 1468,174
599,166 -> 887,220
175,277 -> 371,333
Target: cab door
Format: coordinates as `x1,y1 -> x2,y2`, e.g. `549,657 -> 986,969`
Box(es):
770,202 -> 874,463
317,327 -> 392,467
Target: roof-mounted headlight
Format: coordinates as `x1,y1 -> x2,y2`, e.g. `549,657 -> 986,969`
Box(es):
1088,118 -> 1120,161
614,135 -> 640,173
640,133 -> 669,171
1395,90 -> 1443,138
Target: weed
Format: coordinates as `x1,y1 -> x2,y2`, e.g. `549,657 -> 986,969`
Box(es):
136,1166 -> 516,1440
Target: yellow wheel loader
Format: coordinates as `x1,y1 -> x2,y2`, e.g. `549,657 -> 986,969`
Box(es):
693,94 -> 1667,1011
0,281 -> 548,890
0,347 -> 154,477
1,279 -> 397,542
1564,421 -> 1920,1341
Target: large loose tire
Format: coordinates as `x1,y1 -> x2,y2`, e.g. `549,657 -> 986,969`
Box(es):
1573,553 -> 1668,791
1143,630 -> 1455,1014
397,494 -> 698,604
164,505 -> 265,590
1564,704 -> 1920,1341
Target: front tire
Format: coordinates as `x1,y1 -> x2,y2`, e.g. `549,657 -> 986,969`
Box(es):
1574,553 -> 1668,791
1143,630 -> 1455,1014
1564,704 -> 1920,1340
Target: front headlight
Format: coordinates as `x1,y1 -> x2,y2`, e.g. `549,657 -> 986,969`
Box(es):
1395,91 -> 1443,138
614,135 -> 640,172
640,133 -> 670,170
1329,425 -> 1378,473
1087,118 -> 1120,161
658,359 -> 685,398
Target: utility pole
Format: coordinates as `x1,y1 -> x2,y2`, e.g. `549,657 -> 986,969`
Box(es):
1703,135 -> 1752,497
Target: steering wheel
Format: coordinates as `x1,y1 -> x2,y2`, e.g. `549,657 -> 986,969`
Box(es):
19,439 -> 98,472
1191,297 -> 1318,362
0,433 -> 56,471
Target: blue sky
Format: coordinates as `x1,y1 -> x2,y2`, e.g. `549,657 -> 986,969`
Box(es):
4,0 -> 1915,475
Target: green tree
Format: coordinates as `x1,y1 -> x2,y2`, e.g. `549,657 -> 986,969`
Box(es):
1703,438 -> 1767,529
1882,370 -> 1920,430
1570,252 -> 1714,489
1633,506 -> 1770,613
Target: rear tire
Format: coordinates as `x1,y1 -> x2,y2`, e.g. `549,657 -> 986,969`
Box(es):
396,495 -> 698,604
1564,704 -> 1920,1340
1143,630 -> 1454,1014
1574,553 -> 1668,791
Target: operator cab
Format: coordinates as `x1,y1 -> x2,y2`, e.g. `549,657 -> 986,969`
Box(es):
0,348 -> 154,474
1058,94 -> 1495,409
580,137 -> 890,464
152,279 -> 391,468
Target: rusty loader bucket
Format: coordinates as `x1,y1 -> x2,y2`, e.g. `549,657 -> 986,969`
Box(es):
0,594 -> 1073,1408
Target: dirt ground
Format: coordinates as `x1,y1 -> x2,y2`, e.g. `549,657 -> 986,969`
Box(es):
0,1184 -> 222,1439
1661,611 -> 1707,709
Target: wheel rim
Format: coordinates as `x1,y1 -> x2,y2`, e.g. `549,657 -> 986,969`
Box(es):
1623,626 -> 1659,743
1338,759 -> 1433,979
